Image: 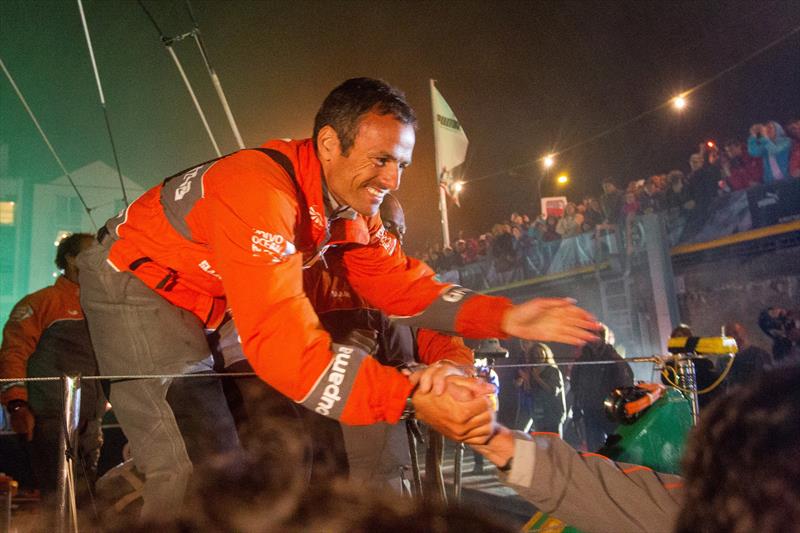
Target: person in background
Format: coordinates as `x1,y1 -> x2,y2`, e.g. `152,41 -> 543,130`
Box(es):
687,152 -> 704,180
785,118 -> 800,178
582,197 -> 603,231
722,321 -> 771,389
0,233 -> 106,522
664,170 -> 692,214
556,203 -> 581,238
514,341 -> 565,435
598,178 -> 623,228
638,177 -> 664,214
721,139 -> 762,190
542,215 -> 561,242
758,307 -> 800,364
570,324 -> 633,451
747,121 -> 792,182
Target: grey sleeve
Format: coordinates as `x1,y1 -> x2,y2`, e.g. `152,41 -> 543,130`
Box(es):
389,286 -> 477,335
500,433 -> 682,533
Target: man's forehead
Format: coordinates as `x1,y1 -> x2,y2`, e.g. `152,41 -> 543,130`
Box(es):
354,113 -> 415,152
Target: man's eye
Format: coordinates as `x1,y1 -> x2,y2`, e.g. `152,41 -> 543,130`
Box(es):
374,158 -> 388,167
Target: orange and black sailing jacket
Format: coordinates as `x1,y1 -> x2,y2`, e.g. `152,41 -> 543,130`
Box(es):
100,139 -> 511,424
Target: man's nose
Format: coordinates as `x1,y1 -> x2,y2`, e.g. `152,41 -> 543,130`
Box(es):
377,164 -> 402,191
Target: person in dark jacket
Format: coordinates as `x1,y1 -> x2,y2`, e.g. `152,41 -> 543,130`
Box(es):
514,341 -> 565,435
570,325 -> 633,451
0,233 -> 105,523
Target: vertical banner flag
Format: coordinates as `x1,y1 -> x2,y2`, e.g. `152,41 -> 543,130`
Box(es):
431,82 -> 469,207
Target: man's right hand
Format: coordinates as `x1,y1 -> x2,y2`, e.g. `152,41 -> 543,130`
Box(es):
501,298 -> 599,346
412,376 -> 496,444
9,403 -> 35,442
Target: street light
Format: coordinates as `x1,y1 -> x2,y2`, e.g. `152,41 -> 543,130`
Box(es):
556,174 -> 569,185
543,154 -> 555,168
672,94 -> 687,111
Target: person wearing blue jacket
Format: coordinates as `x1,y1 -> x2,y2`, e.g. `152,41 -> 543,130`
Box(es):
747,121 -> 792,182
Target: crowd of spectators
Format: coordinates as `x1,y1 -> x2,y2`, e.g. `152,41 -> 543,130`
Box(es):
416,118 -> 800,274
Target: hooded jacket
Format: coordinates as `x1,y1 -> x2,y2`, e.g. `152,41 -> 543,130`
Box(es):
748,121 -> 792,183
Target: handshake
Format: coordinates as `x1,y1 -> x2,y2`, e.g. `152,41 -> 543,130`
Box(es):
406,361 -> 497,444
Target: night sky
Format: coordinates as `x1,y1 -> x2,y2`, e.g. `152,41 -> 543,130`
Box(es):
1,0 -> 798,250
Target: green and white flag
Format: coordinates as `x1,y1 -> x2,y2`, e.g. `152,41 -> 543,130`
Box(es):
431,81 -> 469,195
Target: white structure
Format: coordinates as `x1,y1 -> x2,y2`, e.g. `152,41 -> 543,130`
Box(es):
28,161 -> 144,292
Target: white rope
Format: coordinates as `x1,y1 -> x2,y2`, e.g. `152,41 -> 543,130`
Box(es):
166,45 -> 222,156
76,0 -> 130,206
75,0 -> 105,106
0,372 -> 257,384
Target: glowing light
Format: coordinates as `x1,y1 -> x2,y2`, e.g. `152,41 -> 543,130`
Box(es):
543,154 -> 555,168
556,174 -> 569,185
706,141 -> 715,148
453,181 -> 464,193
672,95 -> 687,110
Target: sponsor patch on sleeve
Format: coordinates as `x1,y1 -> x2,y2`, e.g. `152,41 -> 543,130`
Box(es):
9,303 -> 34,322
250,229 -> 296,263
299,343 -> 366,420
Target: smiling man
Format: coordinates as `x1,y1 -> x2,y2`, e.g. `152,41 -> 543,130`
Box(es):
77,78 -> 598,521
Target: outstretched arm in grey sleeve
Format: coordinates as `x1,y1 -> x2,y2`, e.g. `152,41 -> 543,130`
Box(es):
472,426 -> 682,533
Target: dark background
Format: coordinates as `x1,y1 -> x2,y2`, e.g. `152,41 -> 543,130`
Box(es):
1,0 -> 798,250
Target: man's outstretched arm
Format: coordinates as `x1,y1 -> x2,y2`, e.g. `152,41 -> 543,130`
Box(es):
471,426 -> 683,533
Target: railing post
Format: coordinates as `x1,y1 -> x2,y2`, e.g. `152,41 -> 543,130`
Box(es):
56,374 -> 81,533
452,442 -> 464,503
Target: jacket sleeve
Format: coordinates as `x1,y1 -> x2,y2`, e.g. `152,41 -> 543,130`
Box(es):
501,433 -> 682,533
415,329 -> 474,366
0,295 -> 44,405
747,135 -> 765,157
342,223 -> 513,339
205,155 -> 412,425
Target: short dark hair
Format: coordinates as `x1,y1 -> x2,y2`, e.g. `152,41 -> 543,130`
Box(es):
676,366 -> 800,532
313,78 -> 417,155
55,232 -> 93,270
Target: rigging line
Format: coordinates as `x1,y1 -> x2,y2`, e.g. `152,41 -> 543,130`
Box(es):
165,44 -> 223,156
0,57 -> 98,230
76,0 -> 130,207
136,0 -> 222,156
465,22 -> 800,185
136,0 -> 167,41
186,0 -> 246,149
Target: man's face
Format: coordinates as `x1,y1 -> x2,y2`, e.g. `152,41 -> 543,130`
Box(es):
689,154 -> 703,171
724,144 -> 742,158
788,120 -> 800,139
319,112 -> 415,217
381,198 -> 407,245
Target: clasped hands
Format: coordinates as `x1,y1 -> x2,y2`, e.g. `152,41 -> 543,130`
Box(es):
408,361 -> 497,444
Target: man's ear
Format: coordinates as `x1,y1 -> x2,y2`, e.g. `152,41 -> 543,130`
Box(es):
317,125 -> 341,162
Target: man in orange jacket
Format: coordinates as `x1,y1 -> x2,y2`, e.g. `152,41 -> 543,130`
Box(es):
77,78 -> 598,520
1,233 -> 105,515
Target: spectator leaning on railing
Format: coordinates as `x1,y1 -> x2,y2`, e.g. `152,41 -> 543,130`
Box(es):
748,121 -> 792,182
637,176 -> 664,214
722,139 -> 762,190
556,203 -> 581,238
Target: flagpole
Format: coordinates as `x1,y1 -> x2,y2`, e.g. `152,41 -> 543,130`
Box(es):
430,79 -> 451,249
